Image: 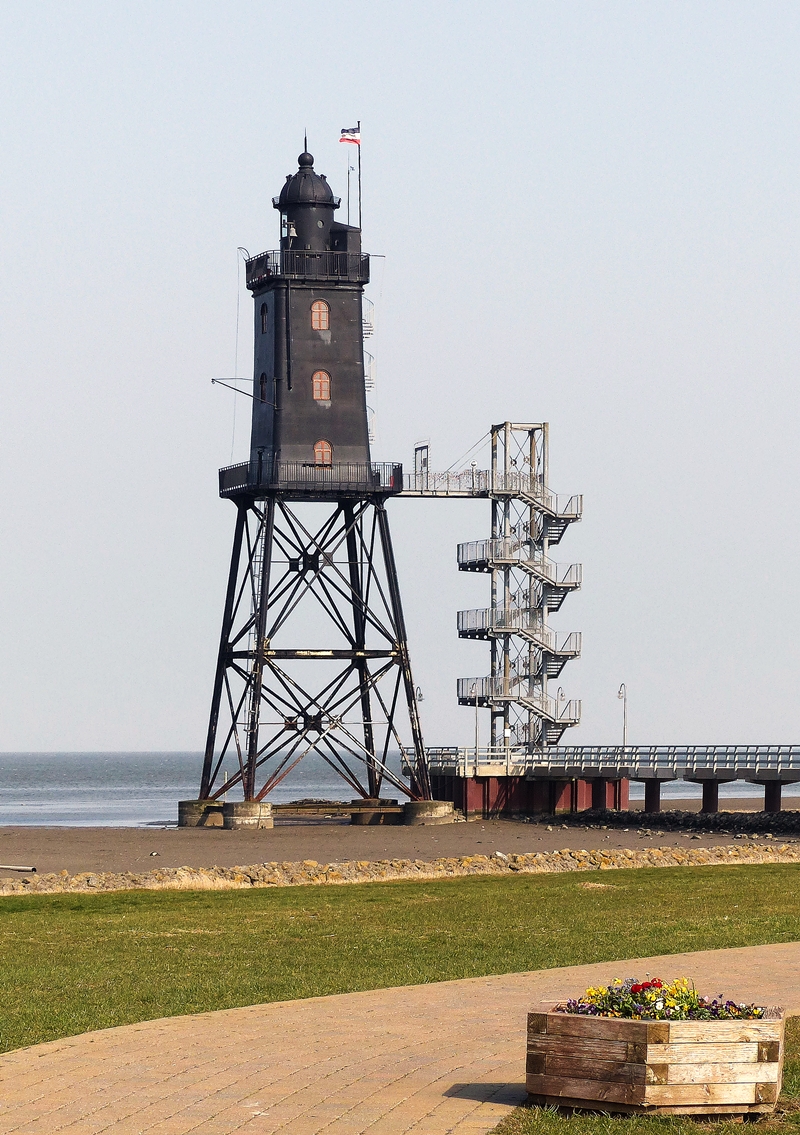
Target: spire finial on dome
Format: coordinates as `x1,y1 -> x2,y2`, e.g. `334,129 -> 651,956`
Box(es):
298,133 -> 314,168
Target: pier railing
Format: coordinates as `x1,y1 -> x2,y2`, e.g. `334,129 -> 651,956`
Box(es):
410,744 -> 800,780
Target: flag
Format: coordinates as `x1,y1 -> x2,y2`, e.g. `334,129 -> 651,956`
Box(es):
340,126 -> 361,145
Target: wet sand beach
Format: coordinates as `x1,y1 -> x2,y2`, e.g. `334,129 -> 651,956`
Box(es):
0,797 -> 796,880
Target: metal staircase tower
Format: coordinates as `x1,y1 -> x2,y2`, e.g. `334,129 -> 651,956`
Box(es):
455,423 -> 582,751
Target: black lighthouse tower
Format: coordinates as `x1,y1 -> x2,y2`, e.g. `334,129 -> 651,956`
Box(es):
198,148 -> 430,811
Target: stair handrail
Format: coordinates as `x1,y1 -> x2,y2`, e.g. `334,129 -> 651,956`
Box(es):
456,540 -> 583,585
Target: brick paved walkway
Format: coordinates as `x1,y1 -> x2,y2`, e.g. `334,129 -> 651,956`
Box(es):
0,942 -> 797,1135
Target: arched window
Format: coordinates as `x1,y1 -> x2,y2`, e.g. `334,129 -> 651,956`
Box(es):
259,373 -> 267,403
312,370 -> 331,401
314,440 -> 332,465
260,303 -> 268,334
311,300 -> 330,331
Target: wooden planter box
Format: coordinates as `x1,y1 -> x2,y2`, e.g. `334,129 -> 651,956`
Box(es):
527,1010 -> 785,1115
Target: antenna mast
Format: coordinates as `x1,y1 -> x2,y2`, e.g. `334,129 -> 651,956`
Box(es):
357,120 -> 362,229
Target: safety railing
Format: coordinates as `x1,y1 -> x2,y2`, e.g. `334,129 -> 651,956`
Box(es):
457,677 -> 581,722
364,352 -> 376,390
245,249 -> 370,287
415,747 -> 532,777
456,539 -> 582,585
219,461 -> 403,497
542,745 -> 800,777
456,608 -> 581,654
404,469 -> 491,495
415,744 -> 800,779
274,462 -> 401,493
405,746 -> 547,777
458,606 -> 545,636
401,470 -> 582,517
457,537 -> 522,564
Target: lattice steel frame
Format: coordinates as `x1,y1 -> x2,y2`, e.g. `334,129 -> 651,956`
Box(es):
200,494 -> 430,802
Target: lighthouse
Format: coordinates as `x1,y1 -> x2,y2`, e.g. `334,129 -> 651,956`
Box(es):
190,147 -> 430,824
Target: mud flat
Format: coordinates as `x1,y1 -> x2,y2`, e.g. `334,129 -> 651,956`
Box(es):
0,814 -> 799,886
1,839 -> 799,897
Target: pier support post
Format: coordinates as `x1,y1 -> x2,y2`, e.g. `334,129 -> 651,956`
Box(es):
574,779 -> 592,811
644,780 -> 662,813
550,780 -> 573,814
591,779 -> 608,810
764,782 -> 782,813
614,778 -> 630,810
701,780 -> 719,814
747,774 -> 800,813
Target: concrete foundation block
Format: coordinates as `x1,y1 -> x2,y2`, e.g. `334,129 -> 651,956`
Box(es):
403,800 -> 456,826
177,800 -> 225,828
350,810 -> 403,825
222,801 -> 273,830
348,798 -> 403,825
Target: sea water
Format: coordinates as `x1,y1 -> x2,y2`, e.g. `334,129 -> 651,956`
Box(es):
0,752 -> 794,827
0,752 -> 401,827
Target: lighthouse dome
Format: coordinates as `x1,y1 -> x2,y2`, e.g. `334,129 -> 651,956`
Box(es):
274,152 -> 339,210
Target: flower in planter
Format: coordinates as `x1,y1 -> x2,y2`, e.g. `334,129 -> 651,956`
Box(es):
558,976 -> 766,1020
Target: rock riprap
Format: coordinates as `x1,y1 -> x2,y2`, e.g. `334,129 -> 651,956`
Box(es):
1,842 -> 799,895
556,808 -> 800,834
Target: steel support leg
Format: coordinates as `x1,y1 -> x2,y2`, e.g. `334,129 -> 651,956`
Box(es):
244,497 -> 276,799
344,503 -> 378,798
200,502 -> 247,799
375,500 -> 430,799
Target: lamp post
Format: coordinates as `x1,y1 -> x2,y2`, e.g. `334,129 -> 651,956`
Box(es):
617,683 -> 628,749
470,683 -> 480,773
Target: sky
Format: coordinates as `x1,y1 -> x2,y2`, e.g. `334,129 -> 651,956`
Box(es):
1,0 -> 800,751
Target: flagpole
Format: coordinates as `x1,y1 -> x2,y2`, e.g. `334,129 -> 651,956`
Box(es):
357,119 -> 362,230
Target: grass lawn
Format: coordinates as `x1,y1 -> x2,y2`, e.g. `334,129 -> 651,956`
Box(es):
0,862 -> 798,1054
492,1018 -> 800,1135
